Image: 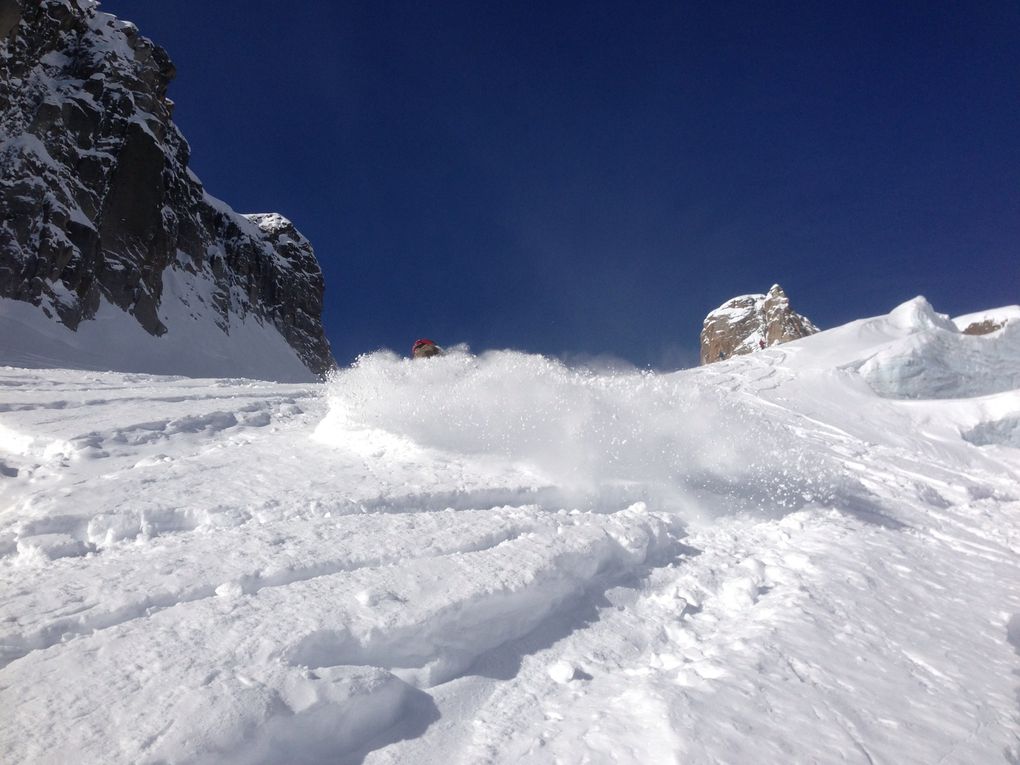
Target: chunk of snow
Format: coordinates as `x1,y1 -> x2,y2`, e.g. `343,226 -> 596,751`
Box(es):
547,660 -> 577,684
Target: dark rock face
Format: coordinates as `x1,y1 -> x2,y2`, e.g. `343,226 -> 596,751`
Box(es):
700,284 -> 818,365
0,0 -> 334,376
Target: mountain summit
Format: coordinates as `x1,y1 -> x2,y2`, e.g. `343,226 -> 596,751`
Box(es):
700,284 -> 818,365
0,0 -> 334,380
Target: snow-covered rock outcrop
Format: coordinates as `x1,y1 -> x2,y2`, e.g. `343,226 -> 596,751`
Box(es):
954,305 -> 1020,336
700,284 -> 818,364
0,0 -> 334,380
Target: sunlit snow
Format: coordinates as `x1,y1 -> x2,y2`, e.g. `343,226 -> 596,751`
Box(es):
1,298 -> 1019,763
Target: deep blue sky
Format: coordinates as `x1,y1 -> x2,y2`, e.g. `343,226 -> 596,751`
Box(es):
101,1 -> 1019,367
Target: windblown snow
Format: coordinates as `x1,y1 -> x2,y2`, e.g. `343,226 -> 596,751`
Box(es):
1,298 -> 1019,763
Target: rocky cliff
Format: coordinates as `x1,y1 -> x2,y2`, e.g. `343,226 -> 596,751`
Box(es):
0,0 -> 334,379
700,284 -> 818,365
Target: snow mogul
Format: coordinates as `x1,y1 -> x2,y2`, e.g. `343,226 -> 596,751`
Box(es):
412,338 -> 444,359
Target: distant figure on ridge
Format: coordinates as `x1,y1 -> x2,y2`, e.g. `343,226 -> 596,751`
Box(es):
412,338 -> 443,359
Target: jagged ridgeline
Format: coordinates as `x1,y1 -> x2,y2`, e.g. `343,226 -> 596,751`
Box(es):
0,0 -> 334,379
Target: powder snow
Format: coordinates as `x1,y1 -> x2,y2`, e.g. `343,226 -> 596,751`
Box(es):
1,298 -> 1019,763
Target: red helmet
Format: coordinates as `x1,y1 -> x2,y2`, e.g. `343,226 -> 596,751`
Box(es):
411,338 -> 442,358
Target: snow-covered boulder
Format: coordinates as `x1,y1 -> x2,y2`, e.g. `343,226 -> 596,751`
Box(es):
700,284 -> 818,365
0,0 -> 334,380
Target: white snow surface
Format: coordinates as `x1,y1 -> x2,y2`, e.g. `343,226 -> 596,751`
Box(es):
2,298 -> 1020,763
0,269 -> 315,383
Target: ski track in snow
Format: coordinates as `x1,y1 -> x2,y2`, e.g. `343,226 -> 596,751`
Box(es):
2,300 -> 1020,763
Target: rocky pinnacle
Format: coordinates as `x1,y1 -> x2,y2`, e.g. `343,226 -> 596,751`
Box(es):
700,284 -> 818,365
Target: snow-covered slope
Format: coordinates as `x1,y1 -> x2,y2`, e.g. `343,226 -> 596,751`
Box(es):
1,298 -> 1019,763
782,297 -> 1020,398
0,282 -> 316,381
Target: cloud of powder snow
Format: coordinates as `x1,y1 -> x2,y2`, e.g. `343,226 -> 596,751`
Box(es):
317,349 -> 837,518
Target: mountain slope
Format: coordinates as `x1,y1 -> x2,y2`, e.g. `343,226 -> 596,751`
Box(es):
1,298 -> 1018,763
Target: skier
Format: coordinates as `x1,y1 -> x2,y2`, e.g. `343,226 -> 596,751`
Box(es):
412,338 -> 443,359
759,339 -> 766,350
